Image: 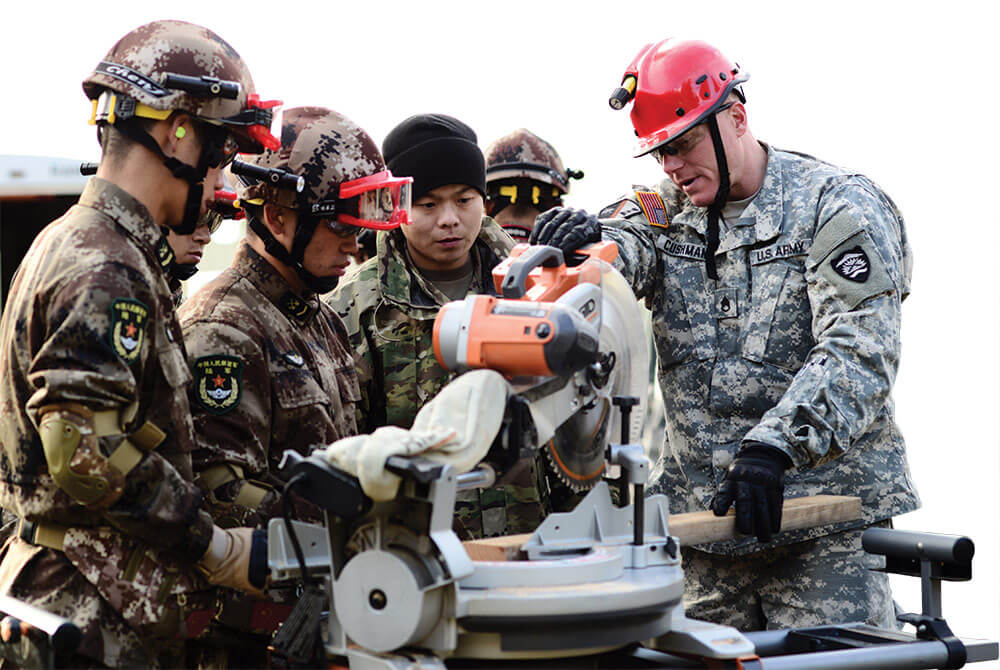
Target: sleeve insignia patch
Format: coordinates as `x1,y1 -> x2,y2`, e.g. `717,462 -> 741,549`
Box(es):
280,292 -> 311,319
831,246 -> 870,283
194,355 -> 244,414
110,298 -> 149,365
635,190 -> 669,228
155,236 -> 175,269
598,196 -> 641,220
283,351 -> 304,367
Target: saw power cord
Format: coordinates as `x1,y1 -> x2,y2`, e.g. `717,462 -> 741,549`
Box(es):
281,472 -> 313,584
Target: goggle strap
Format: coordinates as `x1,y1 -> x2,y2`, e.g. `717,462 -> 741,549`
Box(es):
486,161 -> 568,188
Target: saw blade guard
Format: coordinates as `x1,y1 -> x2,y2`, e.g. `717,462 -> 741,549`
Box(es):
539,255 -> 648,490
593,259 -> 649,445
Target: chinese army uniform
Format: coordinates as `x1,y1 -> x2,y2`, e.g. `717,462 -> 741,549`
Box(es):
180,240 -> 360,527
0,178 -> 218,667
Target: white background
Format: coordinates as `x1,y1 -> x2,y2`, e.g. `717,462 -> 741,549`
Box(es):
2,0 -> 998,658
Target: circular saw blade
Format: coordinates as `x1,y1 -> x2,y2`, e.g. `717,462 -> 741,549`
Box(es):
540,259 -> 649,492
542,399 -> 611,491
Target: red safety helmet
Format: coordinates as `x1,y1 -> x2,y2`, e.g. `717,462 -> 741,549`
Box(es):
620,38 -> 748,157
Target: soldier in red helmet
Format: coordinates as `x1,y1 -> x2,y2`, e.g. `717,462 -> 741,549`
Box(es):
532,38 -> 919,631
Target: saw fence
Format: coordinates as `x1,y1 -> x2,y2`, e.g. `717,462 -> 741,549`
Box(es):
464,494 -> 862,561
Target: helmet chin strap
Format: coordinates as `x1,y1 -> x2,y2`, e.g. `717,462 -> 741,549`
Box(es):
111,119 -> 209,235
170,262 -> 200,281
248,216 -> 340,294
704,114 -> 731,281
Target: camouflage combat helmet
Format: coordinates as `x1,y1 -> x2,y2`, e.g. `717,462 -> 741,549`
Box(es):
484,129 -> 581,194
84,20 -> 280,234
484,129 -> 583,235
230,106 -> 412,293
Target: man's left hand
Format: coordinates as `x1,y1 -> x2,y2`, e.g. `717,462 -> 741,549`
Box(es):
711,443 -> 792,543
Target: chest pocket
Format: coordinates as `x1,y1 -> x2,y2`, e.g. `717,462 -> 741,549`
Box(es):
743,258 -> 815,371
335,362 -> 362,405
651,257 -> 716,368
272,367 -> 330,410
328,349 -> 362,437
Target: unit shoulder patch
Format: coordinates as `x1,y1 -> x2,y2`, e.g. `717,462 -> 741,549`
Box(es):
831,246 -> 870,283
815,230 -> 895,309
193,355 -> 244,415
110,298 -> 149,365
598,196 -> 641,220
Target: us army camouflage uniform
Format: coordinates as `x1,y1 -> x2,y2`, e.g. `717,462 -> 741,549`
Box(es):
0,179 -> 217,667
326,218 -> 560,539
599,144 -> 919,630
179,241 -> 360,529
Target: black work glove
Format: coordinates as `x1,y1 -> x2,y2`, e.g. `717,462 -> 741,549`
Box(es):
529,207 -> 601,266
711,443 -> 792,543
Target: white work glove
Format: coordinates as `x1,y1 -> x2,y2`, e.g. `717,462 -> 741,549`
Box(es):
322,369 -> 509,501
197,526 -> 267,599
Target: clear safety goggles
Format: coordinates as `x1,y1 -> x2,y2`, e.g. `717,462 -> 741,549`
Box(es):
648,102 -> 734,162
310,170 -> 413,235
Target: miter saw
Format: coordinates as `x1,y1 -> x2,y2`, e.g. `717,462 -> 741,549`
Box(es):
264,243 -> 998,670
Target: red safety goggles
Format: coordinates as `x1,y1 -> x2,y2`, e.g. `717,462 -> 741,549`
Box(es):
309,170 -> 413,232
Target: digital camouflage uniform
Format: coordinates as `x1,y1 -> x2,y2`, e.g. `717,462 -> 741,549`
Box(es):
178,106 -> 385,660
0,179 -> 217,667
326,219 -> 561,539
179,241 -> 360,528
599,144 -> 919,629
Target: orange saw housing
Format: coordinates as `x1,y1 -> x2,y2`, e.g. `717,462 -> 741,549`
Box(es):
433,242 -> 617,379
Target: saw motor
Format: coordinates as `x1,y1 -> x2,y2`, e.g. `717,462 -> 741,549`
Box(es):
432,242 -> 648,490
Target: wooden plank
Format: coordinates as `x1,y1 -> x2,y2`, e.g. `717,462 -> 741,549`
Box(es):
462,495 -> 862,562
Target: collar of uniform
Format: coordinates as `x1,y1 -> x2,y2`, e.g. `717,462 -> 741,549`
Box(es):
377,216 -> 512,313
234,241 -> 319,323
78,178 -> 166,272
719,142 -> 783,253
658,142 -> 783,254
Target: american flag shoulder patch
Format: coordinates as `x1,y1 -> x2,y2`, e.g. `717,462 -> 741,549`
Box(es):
635,190 -> 669,228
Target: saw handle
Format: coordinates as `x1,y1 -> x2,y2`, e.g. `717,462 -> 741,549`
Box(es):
501,245 -> 565,299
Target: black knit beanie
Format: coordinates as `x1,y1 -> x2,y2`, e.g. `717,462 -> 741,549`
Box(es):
382,114 -> 486,201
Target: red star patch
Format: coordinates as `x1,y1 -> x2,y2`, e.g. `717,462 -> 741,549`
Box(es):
213,374 -> 226,388
125,323 -> 137,338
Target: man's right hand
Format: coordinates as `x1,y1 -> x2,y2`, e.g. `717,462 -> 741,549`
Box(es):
529,207 -> 601,266
197,526 -> 268,598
